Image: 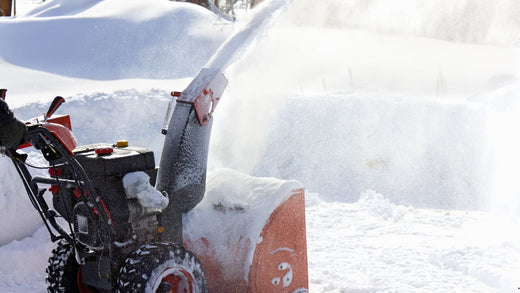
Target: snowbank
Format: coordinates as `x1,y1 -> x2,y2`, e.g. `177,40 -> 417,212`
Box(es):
254,93 -> 493,210
0,227 -> 54,292
0,156 -> 44,245
1,0 -> 230,80
14,90 -> 171,155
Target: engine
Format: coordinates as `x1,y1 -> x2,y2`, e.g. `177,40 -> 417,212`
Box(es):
51,142 -> 161,247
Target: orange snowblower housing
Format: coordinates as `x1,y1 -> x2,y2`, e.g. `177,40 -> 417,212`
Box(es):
19,115 -> 78,154
183,169 -> 309,293
156,68 -> 310,293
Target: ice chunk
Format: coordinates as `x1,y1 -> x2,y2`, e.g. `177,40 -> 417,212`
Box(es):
122,171 -> 168,209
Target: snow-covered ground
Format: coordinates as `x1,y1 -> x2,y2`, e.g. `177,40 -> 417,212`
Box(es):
1,0 -> 520,292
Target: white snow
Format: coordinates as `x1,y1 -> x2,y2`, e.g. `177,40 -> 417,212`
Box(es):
123,171 -> 169,209
1,0 -> 520,292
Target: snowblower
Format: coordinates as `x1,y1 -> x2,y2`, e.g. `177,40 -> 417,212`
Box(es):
3,90 -> 210,292
2,66 -> 308,293
1,0 -> 308,291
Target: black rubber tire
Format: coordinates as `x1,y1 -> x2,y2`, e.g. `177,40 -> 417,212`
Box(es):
115,242 -> 207,293
46,240 -> 81,293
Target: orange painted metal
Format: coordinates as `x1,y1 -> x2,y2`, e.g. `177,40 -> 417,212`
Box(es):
185,189 -> 309,293
41,122 -> 78,154
250,188 -> 308,293
174,68 -> 228,126
47,114 -> 72,131
19,115 -> 77,154
186,237 -> 250,293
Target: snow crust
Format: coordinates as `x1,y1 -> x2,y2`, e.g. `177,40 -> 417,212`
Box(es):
1,0 -> 520,292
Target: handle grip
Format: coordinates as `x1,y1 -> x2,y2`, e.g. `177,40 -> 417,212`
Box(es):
44,96 -> 65,121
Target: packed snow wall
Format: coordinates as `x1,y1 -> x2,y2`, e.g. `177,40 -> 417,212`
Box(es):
218,81 -> 520,213
254,93 -> 493,210
0,0 -> 230,80
3,86 -> 509,215
0,156 -> 44,245
12,90 -> 171,158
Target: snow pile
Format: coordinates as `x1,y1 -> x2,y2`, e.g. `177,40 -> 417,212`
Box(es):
0,154 -> 47,245
123,171 -> 168,209
357,190 -> 408,221
0,0 -> 232,106
0,227 -> 54,292
0,157 -> 37,245
17,0 -> 102,17
1,0 -> 230,80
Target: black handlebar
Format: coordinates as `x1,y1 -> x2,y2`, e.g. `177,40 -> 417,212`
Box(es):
44,96 -> 65,122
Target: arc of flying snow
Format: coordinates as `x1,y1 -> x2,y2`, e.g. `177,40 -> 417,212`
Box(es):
205,0 -> 294,73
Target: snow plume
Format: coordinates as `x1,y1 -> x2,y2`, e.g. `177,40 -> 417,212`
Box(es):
206,0 -> 294,72
283,0 -> 520,46
209,0 -> 519,183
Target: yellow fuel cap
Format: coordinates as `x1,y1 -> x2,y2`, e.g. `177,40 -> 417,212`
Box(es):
116,140 -> 128,147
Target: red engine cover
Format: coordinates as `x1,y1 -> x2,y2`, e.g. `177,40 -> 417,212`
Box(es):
19,115 -> 78,154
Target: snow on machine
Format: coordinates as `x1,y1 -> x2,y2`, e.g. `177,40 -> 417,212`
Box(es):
1,68 -> 308,292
